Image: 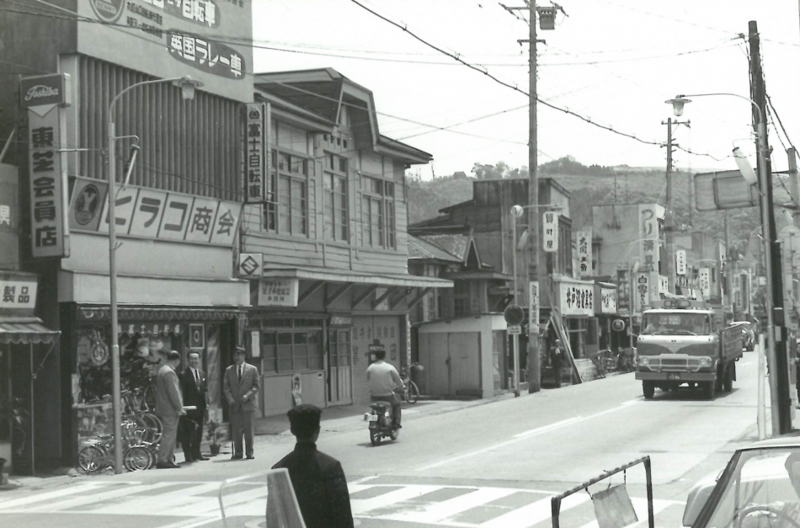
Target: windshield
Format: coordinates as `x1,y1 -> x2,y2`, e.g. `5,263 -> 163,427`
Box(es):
703,448 -> 800,528
641,312 -> 711,336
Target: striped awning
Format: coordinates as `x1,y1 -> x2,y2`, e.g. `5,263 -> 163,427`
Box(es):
0,317 -> 60,345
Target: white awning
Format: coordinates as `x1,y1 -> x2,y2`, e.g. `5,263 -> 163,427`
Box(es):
261,267 -> 453,289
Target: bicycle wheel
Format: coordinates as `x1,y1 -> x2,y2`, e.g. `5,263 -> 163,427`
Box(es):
143,385 -> 156,411
407,382 -> 419,404
79,445 -> 106,473
123,446 -> 153,472
136,413 -> 159,443
142,413 -> 162,443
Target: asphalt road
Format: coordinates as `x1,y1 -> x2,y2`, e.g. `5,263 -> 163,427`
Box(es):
0,350 -> 765,528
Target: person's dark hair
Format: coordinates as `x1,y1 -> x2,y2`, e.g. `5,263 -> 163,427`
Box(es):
374,349 -> 386,360
187,351 -> 200,359
287,404 -> 322,440
166,350 -> 181,361
233,346 -> 247,357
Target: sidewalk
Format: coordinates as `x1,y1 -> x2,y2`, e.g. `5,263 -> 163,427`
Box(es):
254,392 -> 518,436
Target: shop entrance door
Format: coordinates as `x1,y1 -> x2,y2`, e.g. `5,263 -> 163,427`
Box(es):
327,329 -> 352,405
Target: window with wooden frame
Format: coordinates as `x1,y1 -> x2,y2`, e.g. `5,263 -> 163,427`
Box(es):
263,122 -> 310,237
361,176 -> 396,249
324,153 -> 349,242
259,320 -> 323,373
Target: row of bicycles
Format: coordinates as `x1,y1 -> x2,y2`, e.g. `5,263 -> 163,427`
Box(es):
78,387 -> 163,473
589,348 -> 635,378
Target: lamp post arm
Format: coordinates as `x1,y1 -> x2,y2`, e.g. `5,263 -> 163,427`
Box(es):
678,92 -> 764,130
108,77 -> 186,126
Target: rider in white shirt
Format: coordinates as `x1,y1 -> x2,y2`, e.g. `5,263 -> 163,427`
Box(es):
366,350 -> 405,429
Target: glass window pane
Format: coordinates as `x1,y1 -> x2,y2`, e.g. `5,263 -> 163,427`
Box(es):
385,182 -> 394,197
293,332 -> 307,344
277,359 -> 293,372
278,333 -> 292,345
339,157 -> 347,172
261,358 -> 277,373
278,153 -> 290,171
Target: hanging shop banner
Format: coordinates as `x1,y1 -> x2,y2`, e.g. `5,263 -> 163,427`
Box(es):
257,278 -> 299,307
559,279 -> 594,316
543,211 -> 559,253
699,268 -> 711,299
0,277 -> 38,310
576,228 -> 592,277
245,103 -> 266,202
77,0 -> 253,102
634,272 -> 650,315
659,275 -> 669,295
27,100 -> 69,258
529,281 -> 539,335
638,204 -> 659,272
69,176 -> 241,247
599,285 -> 617,314
238,253 -> 263,278
617,269 -> 631,316
676,250 -> 687,276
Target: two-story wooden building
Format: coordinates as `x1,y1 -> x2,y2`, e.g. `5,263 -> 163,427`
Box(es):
241,69 -> 451,416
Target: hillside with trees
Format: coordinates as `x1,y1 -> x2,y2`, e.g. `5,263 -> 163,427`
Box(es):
407,156 -> 762,256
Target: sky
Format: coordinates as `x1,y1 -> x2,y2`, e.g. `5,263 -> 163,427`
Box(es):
251,0 -> 800,180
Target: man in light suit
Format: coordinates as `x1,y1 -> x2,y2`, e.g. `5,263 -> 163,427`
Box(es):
180,351 -> 208,462
223,346 -> 259,460
155,350 -> 185,469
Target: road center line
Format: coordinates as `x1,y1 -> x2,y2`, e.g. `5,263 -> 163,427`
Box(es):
417,400 -> 639,472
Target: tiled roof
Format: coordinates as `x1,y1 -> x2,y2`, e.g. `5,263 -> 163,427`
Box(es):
408,236 -> 463,263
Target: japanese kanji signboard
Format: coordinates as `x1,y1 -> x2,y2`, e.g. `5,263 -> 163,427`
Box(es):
699,268 -> 711,299
676,249 -> 687,276
78,0 -> 252,102
617,269 -> 631,316
634,272 -> 650,315
68,176 -> 241,247
576,228 -> 592,277
529,281 -> 539,335
638,204 -> 659,272
558,279 -> 594,316
599,285 -> 617,314
0,278 -> 37,310
27,96 -> 69,258
257,278 -> 299,307
542,211 -> 559,253
245,103 -> 266,202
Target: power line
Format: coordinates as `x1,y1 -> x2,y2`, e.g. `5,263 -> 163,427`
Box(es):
348,0 -> 727,162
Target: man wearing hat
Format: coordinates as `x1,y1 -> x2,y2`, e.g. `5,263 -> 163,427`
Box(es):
273,404 -> 353,528
223,346 -> 260,460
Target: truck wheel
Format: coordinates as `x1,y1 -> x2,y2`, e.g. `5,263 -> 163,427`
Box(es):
723,364 -> 733,392
703,381 -> 716,400
642,381 -> 655,399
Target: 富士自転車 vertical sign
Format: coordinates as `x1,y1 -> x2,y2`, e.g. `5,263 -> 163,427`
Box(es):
22,73 -> 71,259
245,103 -> 266,202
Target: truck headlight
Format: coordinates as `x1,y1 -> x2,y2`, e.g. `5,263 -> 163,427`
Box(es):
639,356 -> 649,366
699,357 -> 712,367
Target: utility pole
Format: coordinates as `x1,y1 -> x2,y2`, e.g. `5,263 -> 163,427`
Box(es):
662,117 -> 689,294
749,20 -> 792,434
526,0 -> 541,393
790,148 -> 799,229
724,210 -> 731,309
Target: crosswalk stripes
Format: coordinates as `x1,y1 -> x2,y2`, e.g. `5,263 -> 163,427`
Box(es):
0,478 -> 683,527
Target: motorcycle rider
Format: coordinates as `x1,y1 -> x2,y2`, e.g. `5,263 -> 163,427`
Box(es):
366,349 -> 405,429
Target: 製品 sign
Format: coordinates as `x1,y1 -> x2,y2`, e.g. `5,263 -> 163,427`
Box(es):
543,211 -> 559,253
68,177 -> 242,247
257,278 -> 299,307
0,278 -> 38,310
559,279 -> 594,316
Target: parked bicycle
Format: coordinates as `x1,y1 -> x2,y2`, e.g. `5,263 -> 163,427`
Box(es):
399,362 -> 423,404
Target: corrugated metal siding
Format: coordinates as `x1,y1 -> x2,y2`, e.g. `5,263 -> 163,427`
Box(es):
78,56 -> 242,201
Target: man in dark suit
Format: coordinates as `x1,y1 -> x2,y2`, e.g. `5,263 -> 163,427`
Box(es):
223,346 -> 259,460
155,350 -> 185,469
180,351 -> 208,462
272,404 -> 353,528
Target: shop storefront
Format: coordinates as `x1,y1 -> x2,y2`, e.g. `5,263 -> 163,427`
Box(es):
61,304 -> 242,457
555,277 -> 598,360
0,272 -> 60,476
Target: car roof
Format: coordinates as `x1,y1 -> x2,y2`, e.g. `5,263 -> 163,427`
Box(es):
742,434 -> 800,450
644,309 -> 714,315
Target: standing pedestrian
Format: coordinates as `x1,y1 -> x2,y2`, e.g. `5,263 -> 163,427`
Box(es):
180,351 -> 208,462
155,350 -> 185,469
550,339 -> 564,387
223,346 -> 259,460
272,404 -> 354,528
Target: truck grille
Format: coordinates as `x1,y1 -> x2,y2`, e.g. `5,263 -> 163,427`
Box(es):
640,354 -> 704,372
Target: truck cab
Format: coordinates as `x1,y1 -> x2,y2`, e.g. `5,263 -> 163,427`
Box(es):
635,299 -> 742,400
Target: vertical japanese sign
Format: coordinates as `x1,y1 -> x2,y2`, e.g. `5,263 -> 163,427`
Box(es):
699,268 -> 711,299
617,269 -> 630,315
676,249 -> 687,276
634,273 -> 650,315
529,281 -> 539,336
245,103 -> 265,202
542,211 -> 559,253
638,204 -> 659,272
577,228 -> 592,277
23,73 -> 70,258
659,275 -> 669,294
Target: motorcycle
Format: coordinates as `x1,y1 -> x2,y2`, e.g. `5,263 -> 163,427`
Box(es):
364,399 -> 399,446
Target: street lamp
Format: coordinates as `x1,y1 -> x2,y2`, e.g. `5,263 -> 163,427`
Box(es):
668,92 -> 778,436
509,203 -> 562,396
107,75 -> 202,473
